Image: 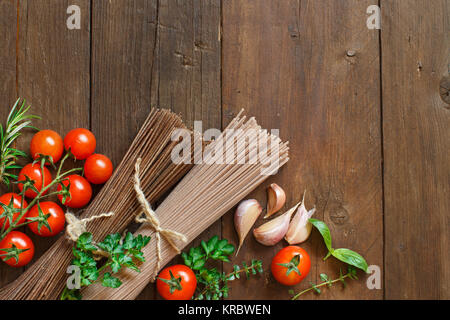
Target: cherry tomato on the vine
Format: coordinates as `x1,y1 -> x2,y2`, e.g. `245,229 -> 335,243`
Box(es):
18,163 -> 52,199
30,129 -> 64,164
271,246 -> 311,286
27,201 -> 65,237
57,174 -> 92,208
0,193 -> 28,230
64,128 -> 96,160
84,154 -> 113,184
0,231 -> 35,267
156,264 -> 197,300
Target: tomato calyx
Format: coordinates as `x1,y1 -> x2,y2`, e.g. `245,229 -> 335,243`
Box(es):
0,243 -> 29,265
277,254 -> 302,276
15,174 -> 39,195
158,270 -> 183,294
57,178 -> 72,204
0,198 -> 21,231
32,153 -> 56,169
25,203 -> 52,234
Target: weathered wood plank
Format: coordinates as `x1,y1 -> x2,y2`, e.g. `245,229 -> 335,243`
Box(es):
145,0 -> 222,299
382,0 -> 450,299
16,0 -> 90,270
0,0 -> 20,287
222,0 -> 383,299
90,0 -> 158,300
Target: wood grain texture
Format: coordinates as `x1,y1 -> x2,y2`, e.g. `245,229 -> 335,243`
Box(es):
382,0 -> 450,299
145,0 -> 222,299
222,0 -> 383,299
15,0 -> 90,270
0,0 -> 20,287
90,0 -> 221,299
0,0 -> 448,300
90,0 -> 158,299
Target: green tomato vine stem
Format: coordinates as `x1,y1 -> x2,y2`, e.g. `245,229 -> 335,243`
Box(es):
0,152 -> 82,241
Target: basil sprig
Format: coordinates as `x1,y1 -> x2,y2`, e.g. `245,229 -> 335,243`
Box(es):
309,218 -> 369,273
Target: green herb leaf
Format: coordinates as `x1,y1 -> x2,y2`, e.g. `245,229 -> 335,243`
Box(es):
309,218 -> 333,251
102,272 -> 122,288
332,248 -> 368,273
193,259 -> 206,270
320,273 -> 329,282
208,236 -> 219,252
62,231 -> 151,300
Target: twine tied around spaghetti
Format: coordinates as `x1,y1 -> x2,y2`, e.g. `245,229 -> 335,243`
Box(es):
65,158 -> 187,280
133,157 -> 187,281
65,211 -> 115,259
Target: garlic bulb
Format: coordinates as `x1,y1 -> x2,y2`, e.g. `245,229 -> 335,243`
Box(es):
285,192 -> 316,244
265,183 -> 286,218
253,202 -> 300,246
234,199 -> 262,255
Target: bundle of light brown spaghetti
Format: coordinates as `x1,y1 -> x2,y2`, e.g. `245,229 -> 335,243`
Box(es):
81,110 -> 289,299
0,108 -> 195,300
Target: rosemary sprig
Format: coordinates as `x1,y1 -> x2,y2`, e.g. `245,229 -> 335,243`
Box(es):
0,98 -> 40,188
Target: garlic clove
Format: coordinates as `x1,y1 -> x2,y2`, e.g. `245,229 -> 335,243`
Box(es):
234,199 -> 263,255
265,183 -> 286,218
285,191 -> 316,244
253,202 -> 300,246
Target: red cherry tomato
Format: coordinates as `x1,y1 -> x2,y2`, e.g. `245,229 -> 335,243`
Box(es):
84,154 -> 113,184
64,128 -> 96,160
157,265 -> 197,300
271,246 -> 311,286
57,175 -> 92,208
0,231 -> 35,267
0,193 -> 28,230
30,129 -> 64,164
27,201 -> 65,237
18,163 -> 52,198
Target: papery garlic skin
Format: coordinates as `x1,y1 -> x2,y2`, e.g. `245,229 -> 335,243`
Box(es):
235,199 -> 262,255
265,183 -> 286,218
254,202 -> 300,246
285,197 -> 316,245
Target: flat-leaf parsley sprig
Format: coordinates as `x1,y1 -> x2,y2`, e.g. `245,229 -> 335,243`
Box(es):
61,231 -> 151,300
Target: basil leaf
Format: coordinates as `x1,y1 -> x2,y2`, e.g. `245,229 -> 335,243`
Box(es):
332,248 -> 369,273
309,218 -> 333,251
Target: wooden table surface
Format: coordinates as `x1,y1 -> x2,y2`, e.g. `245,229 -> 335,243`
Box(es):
0,0 -> 448,300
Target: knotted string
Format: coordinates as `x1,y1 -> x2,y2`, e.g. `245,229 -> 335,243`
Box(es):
65,212 -> 115,259
133,158 -> 187,282
65,158 -> 187,281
